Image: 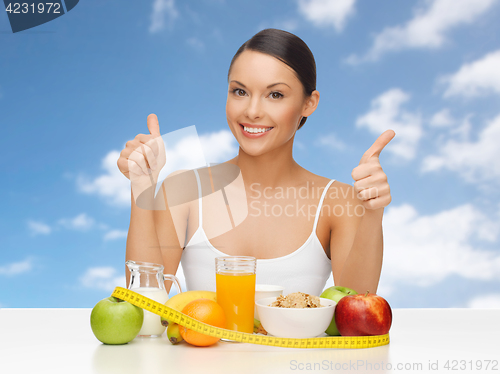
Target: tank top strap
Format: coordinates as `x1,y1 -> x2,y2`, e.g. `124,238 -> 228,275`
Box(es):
312,179 -> 336,232
193,169 -> 203,227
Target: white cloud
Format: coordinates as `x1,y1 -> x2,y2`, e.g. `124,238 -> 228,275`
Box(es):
467,294 -> 500,308
58,213 -> 95,231
154,128 -> 237,196
316,133 -> 346,151
80,267 -> 126,291
149,0 -> 179,34
297,0 -> 356,31
430,108 -> 455,127
356,88 -> 423,160
186,37 -> 205,52
77,150 -> 131,207
79,130 -> 237,207
379,203 -> 500,295
422,113 -> 500,183
441,50 -> 500,98
103,229 -> 128,241
199,129 -> 239,165
346,0 -> 498,64
27,220 -> 51,236
0,258 -> 33,276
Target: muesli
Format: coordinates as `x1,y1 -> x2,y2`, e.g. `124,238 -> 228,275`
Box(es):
269,292 -> 323,308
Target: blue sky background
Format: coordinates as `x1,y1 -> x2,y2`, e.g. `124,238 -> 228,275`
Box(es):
1,0 -> 500,308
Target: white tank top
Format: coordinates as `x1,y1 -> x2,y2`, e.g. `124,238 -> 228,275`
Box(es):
180,169 -> 334,296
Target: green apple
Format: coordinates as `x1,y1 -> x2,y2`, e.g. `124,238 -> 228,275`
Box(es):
90,296 -> 144,345
320,286 -> 357,336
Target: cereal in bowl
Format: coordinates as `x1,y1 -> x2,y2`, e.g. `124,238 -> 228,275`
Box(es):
269,292 -> 323,308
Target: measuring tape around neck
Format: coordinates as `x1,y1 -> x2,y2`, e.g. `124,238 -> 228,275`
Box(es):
111,287 -> 389,349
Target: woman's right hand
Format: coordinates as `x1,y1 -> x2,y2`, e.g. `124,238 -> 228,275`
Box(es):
117,114 -> 166,207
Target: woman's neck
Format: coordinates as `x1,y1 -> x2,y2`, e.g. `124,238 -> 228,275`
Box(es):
233,139 -> 302,189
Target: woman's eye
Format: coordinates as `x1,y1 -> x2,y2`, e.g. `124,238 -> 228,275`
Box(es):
269,92 -> 283,99
233,88 -> 246,97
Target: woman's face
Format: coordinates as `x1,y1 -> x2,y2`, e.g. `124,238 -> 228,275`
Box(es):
226,50 -> 318,157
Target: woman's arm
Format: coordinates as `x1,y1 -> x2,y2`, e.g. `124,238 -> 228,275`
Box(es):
334,208 -> 384,294
125,184 -> 185,292
328,184 -> 383,294
152,182 -> 186,291
125,190 -> 165,286
120,114 -> 185,291
330,130 -> 394,293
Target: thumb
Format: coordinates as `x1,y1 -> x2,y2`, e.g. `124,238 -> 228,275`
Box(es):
147,113 -> 161,136
359,129 -> 395,164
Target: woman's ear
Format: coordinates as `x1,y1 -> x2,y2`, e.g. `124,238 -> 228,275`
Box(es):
302,90 -> 320,117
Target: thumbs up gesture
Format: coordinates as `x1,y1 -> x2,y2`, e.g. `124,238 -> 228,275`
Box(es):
351,130 -> 395,210
117,114 -> 166,204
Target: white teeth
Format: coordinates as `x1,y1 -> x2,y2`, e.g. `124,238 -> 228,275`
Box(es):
243,126 -> 273,134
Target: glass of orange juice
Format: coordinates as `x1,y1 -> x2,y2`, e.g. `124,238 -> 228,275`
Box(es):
215,256 -> 256,333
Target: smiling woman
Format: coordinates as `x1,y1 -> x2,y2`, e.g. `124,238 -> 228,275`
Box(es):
227,28 -> 318,130
117,28 -> 395,297
226,49 -> 319,157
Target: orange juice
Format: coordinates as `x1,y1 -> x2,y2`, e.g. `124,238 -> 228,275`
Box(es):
216,272 -> 256,333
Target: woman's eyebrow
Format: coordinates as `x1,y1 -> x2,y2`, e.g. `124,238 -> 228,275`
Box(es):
267,82 -> 290,89
229,80 -> 290,89
230,80 -> 247,87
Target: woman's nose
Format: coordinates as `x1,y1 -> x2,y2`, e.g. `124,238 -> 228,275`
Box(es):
244,97 -> 263,120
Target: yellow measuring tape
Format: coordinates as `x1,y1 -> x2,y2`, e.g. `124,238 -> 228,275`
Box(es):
111,287 -> 389,349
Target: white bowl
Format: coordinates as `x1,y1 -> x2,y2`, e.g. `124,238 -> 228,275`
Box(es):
255,296 -> 336,339
254,284 -> 284,320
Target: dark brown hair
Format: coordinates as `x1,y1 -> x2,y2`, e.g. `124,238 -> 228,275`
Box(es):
228,29 -> 317,129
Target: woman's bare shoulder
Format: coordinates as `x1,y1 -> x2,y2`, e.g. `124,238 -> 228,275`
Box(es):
299,168 -> 348,192
300,169 -> 362,215
296,167 -> 329,185
326,181 -> 357,201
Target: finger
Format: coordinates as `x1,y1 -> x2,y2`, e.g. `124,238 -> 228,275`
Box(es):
351,163 -> 373,182
128,150 -> 150,175
364,194 -> 391,210
353,176 -> 374,193
128,160 -> 146,177
140,143 -> 157,171
357,187 -> 379,201
121,140 -> 142,171
129,136 -> 158,170
119,146 -> 134,160
358,184 -> 389,201
146,136 -> 160,159
117,158 -> 130,179
147,113 -> 161,136
135,134 -> 159,157
359,130 -> 395,164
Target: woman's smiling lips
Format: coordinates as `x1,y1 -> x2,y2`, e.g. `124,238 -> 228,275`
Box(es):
240,123 -> 274,138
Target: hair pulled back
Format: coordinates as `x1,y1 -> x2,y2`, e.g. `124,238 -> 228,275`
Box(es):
228,29 -> 317,129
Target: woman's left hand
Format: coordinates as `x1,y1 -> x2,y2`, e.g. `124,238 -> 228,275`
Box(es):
351,130 -> 395,210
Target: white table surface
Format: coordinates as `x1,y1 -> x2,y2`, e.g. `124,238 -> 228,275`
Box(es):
1,308 -> 499,374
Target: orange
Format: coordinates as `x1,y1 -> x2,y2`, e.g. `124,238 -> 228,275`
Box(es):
179,298 -> 226,347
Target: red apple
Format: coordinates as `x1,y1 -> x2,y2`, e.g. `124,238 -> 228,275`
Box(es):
334,292 -> 392,336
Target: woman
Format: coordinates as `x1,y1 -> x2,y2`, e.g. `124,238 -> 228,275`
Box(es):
118,29 -> 394,296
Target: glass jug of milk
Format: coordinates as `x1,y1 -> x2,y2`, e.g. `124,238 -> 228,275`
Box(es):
126,260 -> 182,337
